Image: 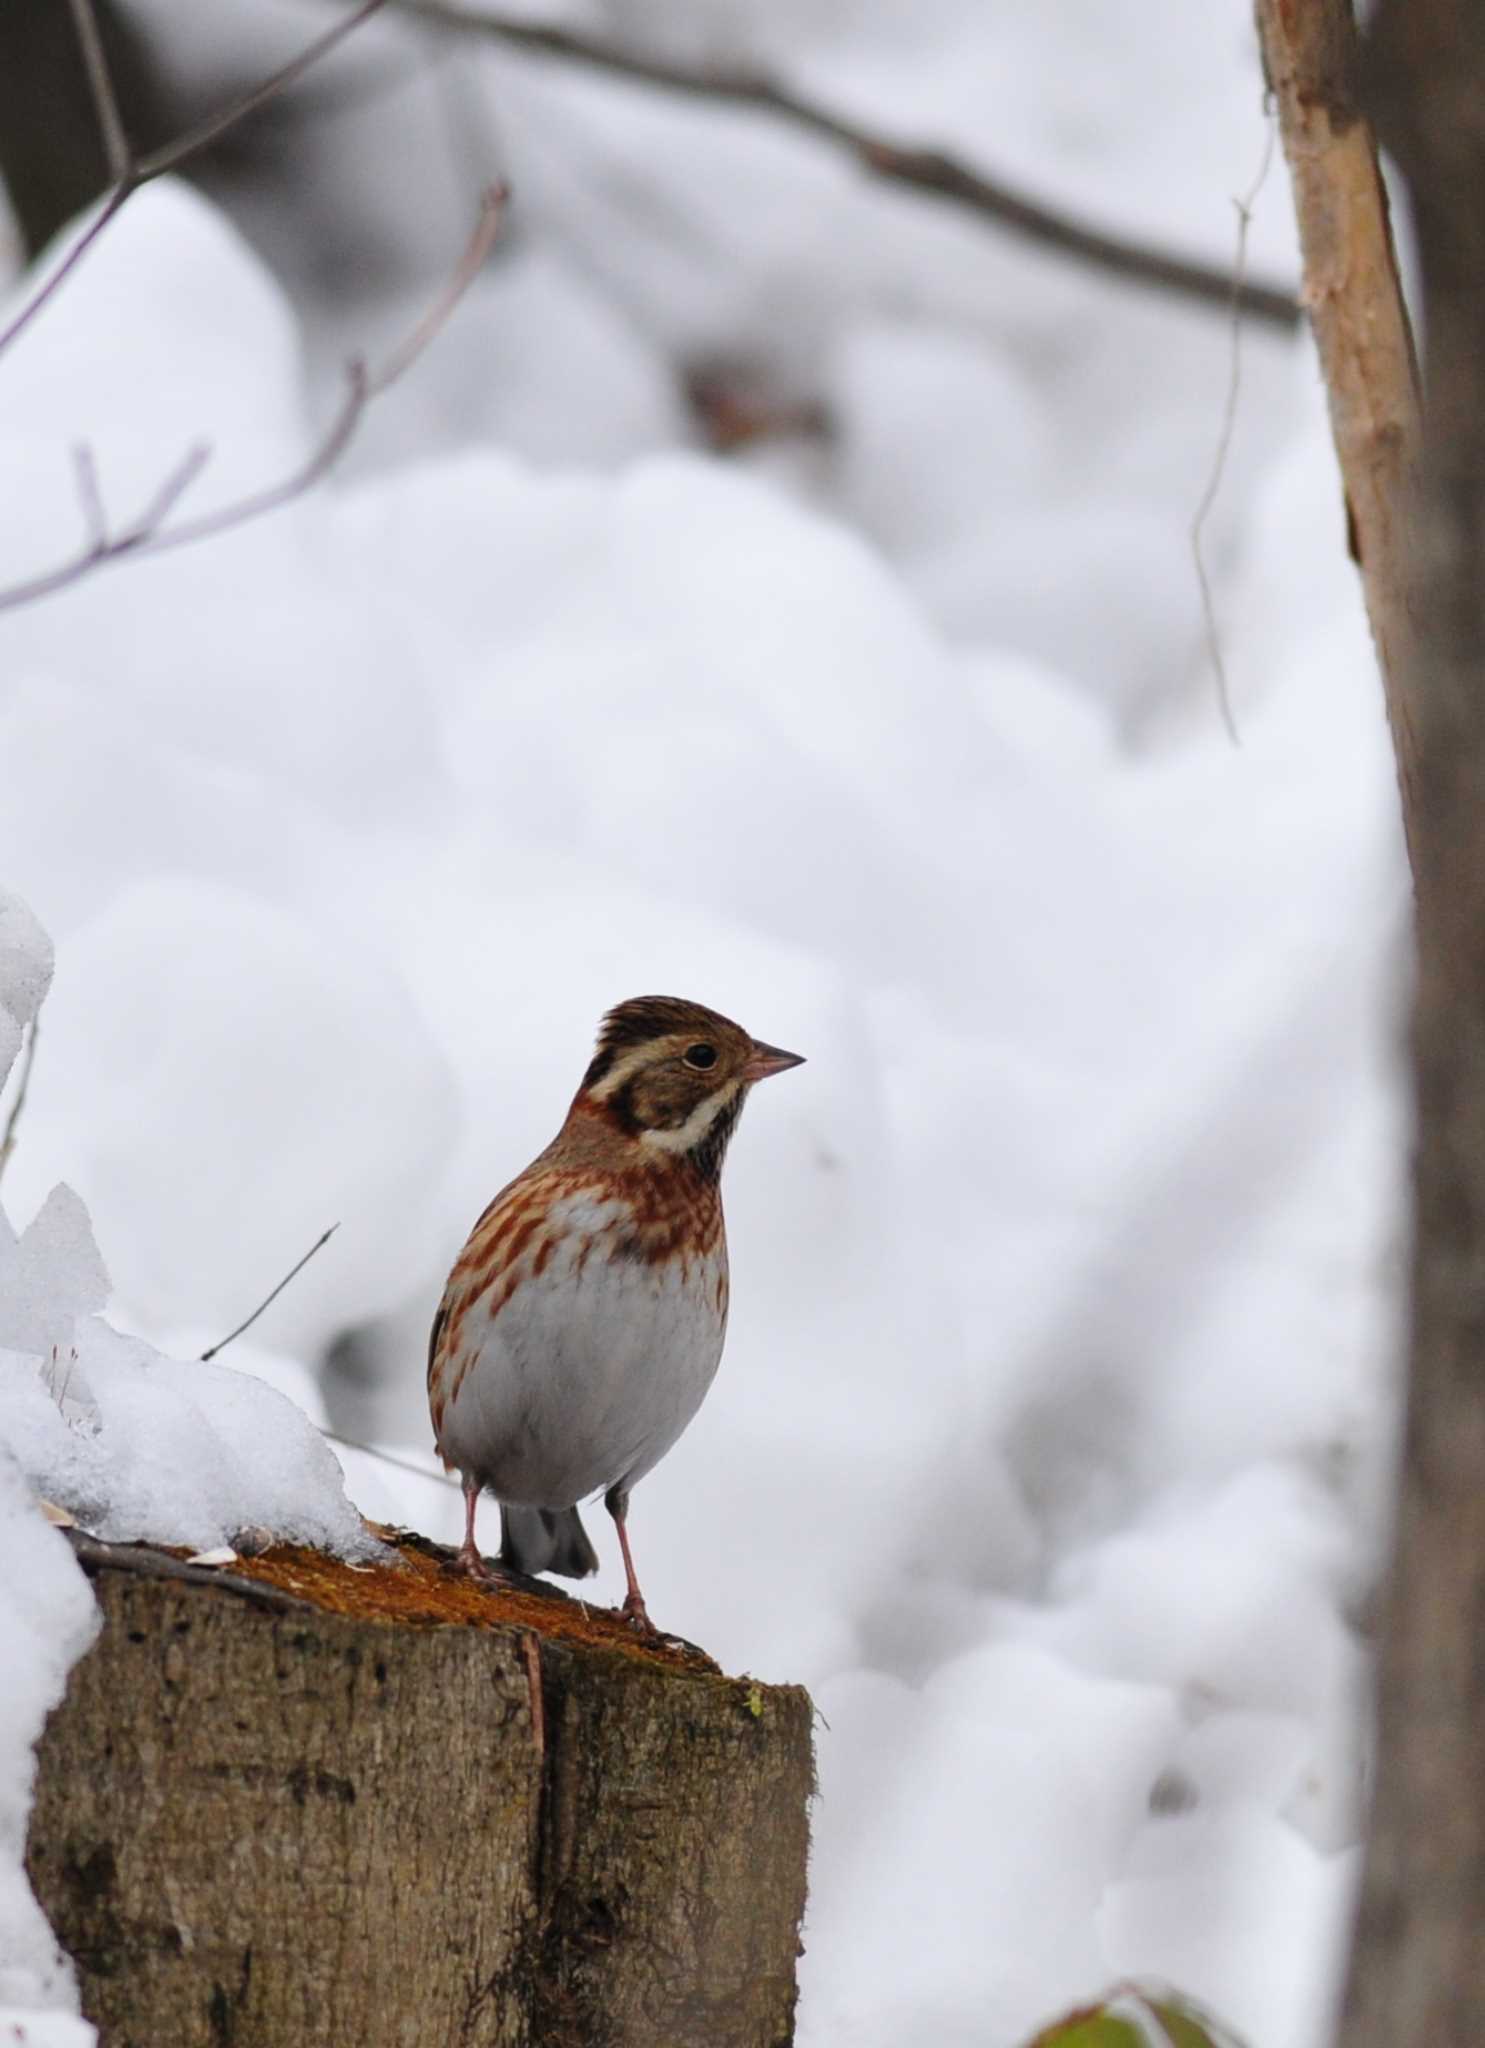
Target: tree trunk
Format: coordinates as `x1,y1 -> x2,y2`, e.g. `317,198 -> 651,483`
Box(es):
1335,1 -> 1485,2041
1252,0 -> 1422,866
25,1533 -> 812,2048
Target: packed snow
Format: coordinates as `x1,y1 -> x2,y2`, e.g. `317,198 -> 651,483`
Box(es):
0,0 -> 1409,2043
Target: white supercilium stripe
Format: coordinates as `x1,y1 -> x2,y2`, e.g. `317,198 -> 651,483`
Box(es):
586,1037 -> 686,1101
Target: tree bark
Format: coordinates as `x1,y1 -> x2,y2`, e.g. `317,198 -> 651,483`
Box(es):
26,1534 -> 812,2048
1334,2 -> 1485,2041
1252,0 -> 1423,864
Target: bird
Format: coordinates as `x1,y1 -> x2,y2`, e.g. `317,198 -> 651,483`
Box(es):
427,995 -> 804,1630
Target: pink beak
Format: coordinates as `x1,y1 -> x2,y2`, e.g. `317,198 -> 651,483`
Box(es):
743,1041 -> 806,1083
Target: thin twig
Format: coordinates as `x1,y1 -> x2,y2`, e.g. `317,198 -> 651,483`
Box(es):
71,447 -> 108,552
126,367 -> 370,561
200,1224 -> 340,1362
65,0 -> 131,186
1190,112 -> 1279,746
0,185 -> 506,613
137,0 -> 391,182
0,0 -> 393,364
321,1428 -> 460,1491
369,187 -> 507,390
400,0 -> 1301,330
0,1019 -> 39,1184
0,189 -> 129,363
2,441 -> 212,610
63,1527 -> 318,1615
115,441 -> 212,546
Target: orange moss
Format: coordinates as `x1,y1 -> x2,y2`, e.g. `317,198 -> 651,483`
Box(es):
228,1527 -> 722,1677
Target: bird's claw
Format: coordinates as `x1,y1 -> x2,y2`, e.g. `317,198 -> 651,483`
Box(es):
454,1543 -> 506,1591
620,1591 -> 657,1635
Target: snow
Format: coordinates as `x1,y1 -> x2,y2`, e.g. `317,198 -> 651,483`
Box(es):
0,895 -> 50,1105
0,1451 -> 98,2033
0,0 -> 1408,2040
0,916 -> 378,2042
3,1313 -> 378,1560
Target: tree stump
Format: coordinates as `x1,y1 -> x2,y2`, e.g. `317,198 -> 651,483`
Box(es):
25,1532 -> 813,2048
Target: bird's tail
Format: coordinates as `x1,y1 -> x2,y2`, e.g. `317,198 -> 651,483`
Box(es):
498,1503 -> 599,1580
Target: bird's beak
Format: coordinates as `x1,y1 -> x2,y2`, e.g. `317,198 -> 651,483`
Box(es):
743,1041 -> 806,1083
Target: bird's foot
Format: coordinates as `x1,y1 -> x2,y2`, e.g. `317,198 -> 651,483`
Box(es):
454,1540 -> 506,1590
619,1590 -> 657,1636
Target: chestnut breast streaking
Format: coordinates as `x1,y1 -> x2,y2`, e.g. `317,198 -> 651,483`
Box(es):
427,995 -> 803,1629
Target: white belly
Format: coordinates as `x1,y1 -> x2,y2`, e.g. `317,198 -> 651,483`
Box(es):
436,1198 -> 728,1508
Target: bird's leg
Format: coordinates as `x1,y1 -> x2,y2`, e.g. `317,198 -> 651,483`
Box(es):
604,1485 -> 654,1633
456,1476 -> 501,1587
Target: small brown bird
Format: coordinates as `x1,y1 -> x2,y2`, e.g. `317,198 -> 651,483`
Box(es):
427,996 -> 803,1629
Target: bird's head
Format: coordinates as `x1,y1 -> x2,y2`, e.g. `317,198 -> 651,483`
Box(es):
576,995 -> 803,1178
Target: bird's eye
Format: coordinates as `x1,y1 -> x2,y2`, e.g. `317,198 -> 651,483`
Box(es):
683,1043 -> 718,1070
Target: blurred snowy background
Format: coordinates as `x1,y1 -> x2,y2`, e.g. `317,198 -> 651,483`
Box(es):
0,0 -> 1411,2042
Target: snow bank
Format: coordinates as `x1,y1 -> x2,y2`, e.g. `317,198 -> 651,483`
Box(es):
0,905 -> 100,2040
0,887 -> 379,2036
0,1462 -> 100,2043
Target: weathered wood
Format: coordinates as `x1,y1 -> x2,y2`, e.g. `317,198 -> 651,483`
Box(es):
26,1538 -> 813,2048
1253,0 -> 1423,866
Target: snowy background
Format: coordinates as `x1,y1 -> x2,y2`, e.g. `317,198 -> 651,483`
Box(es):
0,0 -> 1411,2043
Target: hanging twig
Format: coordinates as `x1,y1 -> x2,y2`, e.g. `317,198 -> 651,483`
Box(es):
0,1019 -> 39,1185
0,0 -> 393,364
398,0 -> 1301,330
0,183 -> 507,612
200,1223 -> 341,1362
1189,111 -> 1279,746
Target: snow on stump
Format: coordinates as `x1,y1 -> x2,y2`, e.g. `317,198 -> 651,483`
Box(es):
25,1530 -> 813,2048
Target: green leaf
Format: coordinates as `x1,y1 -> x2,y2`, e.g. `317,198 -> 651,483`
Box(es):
1022,1985 -> 1247,2048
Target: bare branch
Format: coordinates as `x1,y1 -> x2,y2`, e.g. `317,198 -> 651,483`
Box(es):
0,188 -> 129,363
0,0 -> 392,365
0,435 -> 210,609
0,1019 -> 39,1185
129,371 -> 369,562
65,0 -> 130,186
134,0 -> 391,183
0,184 -> 506,613
200,1224 -> 341,1363
400,1 -> 1301,330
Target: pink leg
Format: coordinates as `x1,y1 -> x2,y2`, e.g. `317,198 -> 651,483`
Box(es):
457,1477 -> 500,1586
605,1486 -> 655,1633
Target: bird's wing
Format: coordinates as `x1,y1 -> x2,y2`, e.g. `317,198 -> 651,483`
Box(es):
426,1165 -> 572,1389
425,1298 -> 450,1400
